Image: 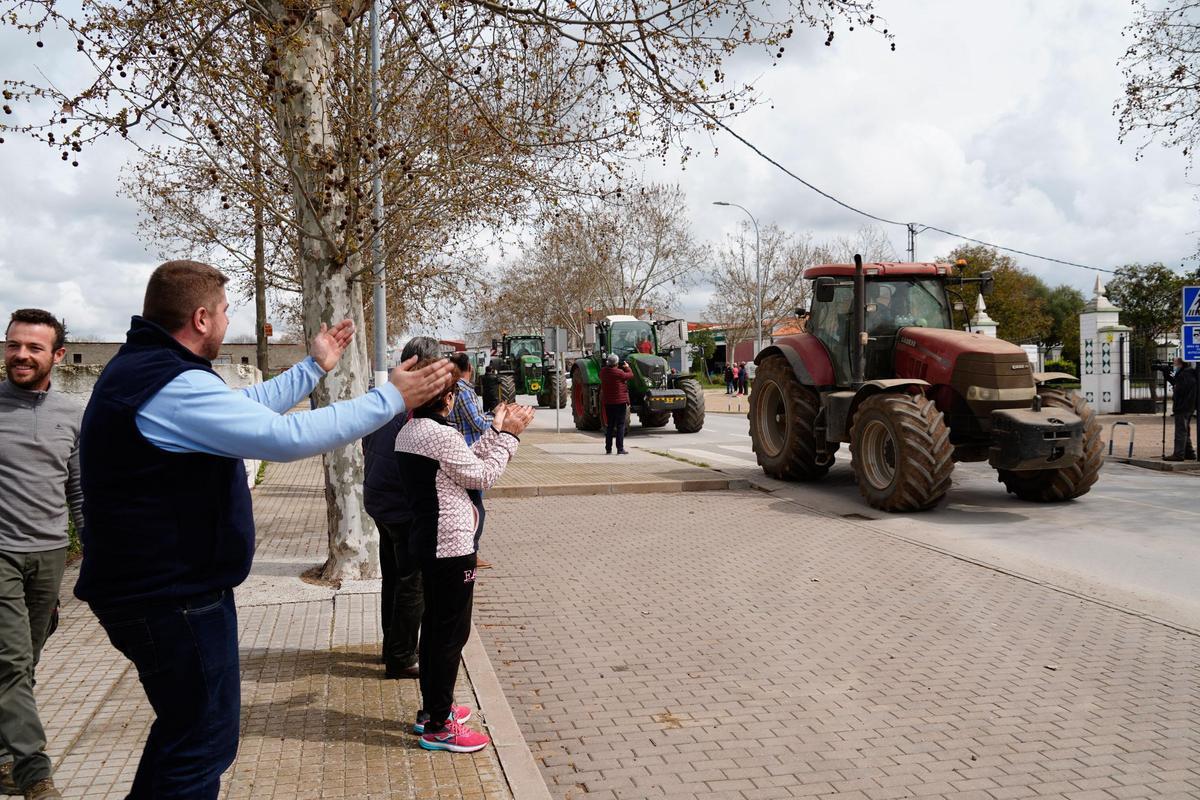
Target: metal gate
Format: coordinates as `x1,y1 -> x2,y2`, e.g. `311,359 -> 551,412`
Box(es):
1119,334 -> 1171,414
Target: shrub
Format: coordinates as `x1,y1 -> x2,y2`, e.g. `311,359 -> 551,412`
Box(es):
1044,358 -> 1077,377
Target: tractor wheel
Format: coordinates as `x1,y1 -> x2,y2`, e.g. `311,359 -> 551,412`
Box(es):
749,354 -> 836,481
849,392 -> 954,512
538,375 -> 568,409
672,378 -> 705,433
498,374 -> 517,403
997,388 -> 1104,502
571,369 -> 601,431
639,409 -> 671,428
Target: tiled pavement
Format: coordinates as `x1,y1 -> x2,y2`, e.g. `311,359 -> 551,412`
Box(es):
36,457 -> 512,799
493,430 -> 741,498
474,490 -> 1200,800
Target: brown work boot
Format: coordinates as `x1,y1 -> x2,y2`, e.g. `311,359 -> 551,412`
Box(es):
0,763 -> 17,795
23,779 -> 61,800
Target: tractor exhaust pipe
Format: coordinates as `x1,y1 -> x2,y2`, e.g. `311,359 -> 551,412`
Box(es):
853,253 -> 866,386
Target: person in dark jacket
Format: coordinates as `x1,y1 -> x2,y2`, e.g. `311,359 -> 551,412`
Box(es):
363,336 -> 442,678
480,364 -> 501,412
724,364 -> 734,394
600,354 -> 633,455
75,260 -> 454,799
1161,358 -> 1198,461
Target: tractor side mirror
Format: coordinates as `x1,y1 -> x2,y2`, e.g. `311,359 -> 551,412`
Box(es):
814,277 -> 836,303
980,270 -> 995,297
584,323 -> 597,348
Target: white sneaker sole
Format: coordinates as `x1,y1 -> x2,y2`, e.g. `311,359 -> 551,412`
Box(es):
418,737 -> 489,753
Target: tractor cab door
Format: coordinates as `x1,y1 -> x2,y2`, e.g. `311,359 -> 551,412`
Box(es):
809,283 -> 855,386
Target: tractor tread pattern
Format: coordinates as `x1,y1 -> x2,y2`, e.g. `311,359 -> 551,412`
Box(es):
672,378 -> 705,433
997,389 -> 1104,502
749,354 -> 836,481
850,393 -> 954,512
498,374 -> 517,404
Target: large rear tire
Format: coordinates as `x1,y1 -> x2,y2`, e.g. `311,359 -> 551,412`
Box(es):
498,374 -> 517,403
672,378 -> 705,433
850,392 -> 954,512
998,388 -> 1104,502
571,369 -> 601,431
749,354 -> 836,481
639,409 -> 671,428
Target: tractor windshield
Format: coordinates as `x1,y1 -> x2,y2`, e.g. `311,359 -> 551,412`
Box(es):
508,338 -> 542,359
609,321 -> 655,358
864,279 -> 952,335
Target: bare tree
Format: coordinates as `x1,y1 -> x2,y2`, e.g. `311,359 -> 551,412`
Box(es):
3,0 -> 890,578
706,224 -> 819,344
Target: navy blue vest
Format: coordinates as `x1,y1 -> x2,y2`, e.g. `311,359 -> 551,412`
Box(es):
74,317 -> 256,606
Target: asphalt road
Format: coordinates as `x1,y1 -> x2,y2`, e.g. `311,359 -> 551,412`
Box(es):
521,399 -> 1200,633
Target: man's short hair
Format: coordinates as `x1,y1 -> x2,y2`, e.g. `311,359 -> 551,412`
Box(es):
7,308 -> 67,350
401,336 -> 441,362
142,260 -> 229,333
448,352 -> 471,373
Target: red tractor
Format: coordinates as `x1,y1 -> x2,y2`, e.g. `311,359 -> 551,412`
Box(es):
748,257 -> 1103,512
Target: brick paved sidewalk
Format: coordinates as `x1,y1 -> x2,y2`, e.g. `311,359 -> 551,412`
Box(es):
36,457 -> 512,799
704,388 -> 750,415
475,490 -> 1200,800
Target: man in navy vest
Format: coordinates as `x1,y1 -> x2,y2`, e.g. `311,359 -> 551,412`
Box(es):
74,260 -> 453,799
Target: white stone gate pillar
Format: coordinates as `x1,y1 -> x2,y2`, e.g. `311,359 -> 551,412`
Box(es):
1079,276 -> 1130,413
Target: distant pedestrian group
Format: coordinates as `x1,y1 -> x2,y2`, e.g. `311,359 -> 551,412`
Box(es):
725,362 -> 751,395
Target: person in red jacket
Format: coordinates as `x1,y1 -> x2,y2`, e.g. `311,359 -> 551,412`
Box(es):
600,353 -> 633,455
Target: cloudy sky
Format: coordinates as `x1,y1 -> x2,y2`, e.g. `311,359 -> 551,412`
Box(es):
1,0 -> 1196,342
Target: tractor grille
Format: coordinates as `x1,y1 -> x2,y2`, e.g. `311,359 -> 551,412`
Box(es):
637,359 -> 667,388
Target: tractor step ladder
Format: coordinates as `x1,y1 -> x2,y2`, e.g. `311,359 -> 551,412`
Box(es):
1107,420 -> 1135,458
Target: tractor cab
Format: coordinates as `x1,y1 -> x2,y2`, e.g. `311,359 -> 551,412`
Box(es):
807,263 -> 959,385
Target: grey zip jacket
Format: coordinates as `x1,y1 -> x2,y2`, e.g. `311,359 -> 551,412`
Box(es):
0,379 -> 84,551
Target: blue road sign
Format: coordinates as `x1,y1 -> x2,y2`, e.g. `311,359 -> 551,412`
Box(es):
1184,286 -> 1200,324
1184,324 -> 1200,362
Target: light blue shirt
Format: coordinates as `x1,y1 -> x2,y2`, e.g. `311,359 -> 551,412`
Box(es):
136,356 -> 406,462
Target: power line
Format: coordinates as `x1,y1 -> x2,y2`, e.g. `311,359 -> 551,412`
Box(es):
709,117 -> 1117,275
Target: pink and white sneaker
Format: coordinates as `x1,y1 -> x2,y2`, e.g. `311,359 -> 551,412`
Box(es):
413,704 -> 472,734
419,719 -> 491,753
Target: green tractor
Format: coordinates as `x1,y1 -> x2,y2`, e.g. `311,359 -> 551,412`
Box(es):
486,334 -> 567,408
571,315 -> 705,432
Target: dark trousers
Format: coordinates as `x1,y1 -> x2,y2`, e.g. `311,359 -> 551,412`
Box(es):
604,403 -> 627,453
92,590 -> 239,800
0,548 -> 66,790
375,519 -> 423,670
417,553 -> 476,732
1173,412 -> 1197,457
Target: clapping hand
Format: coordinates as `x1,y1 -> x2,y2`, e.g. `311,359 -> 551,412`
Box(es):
310,320 -> 355,372
389,356 -> 455,410
492,403 -> 534,436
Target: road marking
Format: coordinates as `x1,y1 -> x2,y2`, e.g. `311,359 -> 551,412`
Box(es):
1090,493 -> 1200,517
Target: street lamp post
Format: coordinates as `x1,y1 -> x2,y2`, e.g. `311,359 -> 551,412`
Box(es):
713,201 -> 762,357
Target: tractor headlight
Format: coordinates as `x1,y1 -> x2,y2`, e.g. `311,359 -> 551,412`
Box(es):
965,385 -> 1036,402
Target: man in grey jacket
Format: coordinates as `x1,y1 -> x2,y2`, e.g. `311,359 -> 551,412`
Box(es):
0,309 -> 83,800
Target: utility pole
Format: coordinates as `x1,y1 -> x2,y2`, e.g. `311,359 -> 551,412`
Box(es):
370,0 -> 387,387
906,223 -> 917,262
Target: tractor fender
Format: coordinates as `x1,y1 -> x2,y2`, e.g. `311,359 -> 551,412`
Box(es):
754,337 -> 834,387
573,358 -> 600,386
1032,371 -> 1076,385
824,379 -> 932,442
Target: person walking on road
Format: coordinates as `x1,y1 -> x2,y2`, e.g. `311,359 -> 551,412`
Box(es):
600,354 -> 633,455
1161,357 -> 1197,461
394,363 -> 533,753
0,309 -> 83,800
363,336 -> 443,680
74,260 -> 454,800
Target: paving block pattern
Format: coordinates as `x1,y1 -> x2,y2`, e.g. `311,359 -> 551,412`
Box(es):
474,490 -> 1200,800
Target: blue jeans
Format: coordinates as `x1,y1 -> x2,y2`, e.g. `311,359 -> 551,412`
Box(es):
91,590 -> 240,800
